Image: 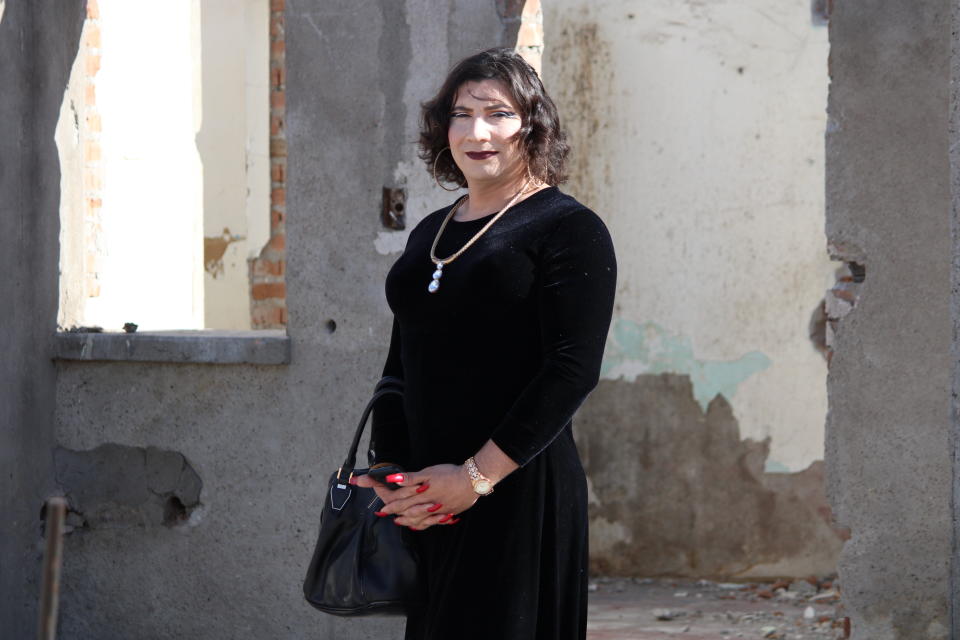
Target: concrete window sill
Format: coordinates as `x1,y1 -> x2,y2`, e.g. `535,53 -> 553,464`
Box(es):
53,330 -> 291,365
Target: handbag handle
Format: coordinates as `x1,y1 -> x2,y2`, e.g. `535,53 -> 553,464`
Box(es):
337,376 -> 404,481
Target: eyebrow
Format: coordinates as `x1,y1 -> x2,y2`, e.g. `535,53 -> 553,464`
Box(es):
450,102 -> 515,111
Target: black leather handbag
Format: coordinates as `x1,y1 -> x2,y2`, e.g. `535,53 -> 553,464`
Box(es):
302,376 -> 420,616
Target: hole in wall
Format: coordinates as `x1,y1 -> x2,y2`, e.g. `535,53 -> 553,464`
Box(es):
326,319 -> 337,334
162,496 -> 188,527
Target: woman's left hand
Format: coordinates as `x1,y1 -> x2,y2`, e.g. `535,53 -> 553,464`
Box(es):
377,464 -> 479,530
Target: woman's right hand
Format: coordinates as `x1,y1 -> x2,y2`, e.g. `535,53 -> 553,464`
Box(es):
352,472 -> 427,511
352,465 -> 474,530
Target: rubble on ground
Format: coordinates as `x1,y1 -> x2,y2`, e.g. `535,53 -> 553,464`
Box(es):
588,575 -> 849,640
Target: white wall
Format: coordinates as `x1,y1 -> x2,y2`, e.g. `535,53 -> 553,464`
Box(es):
545,0 -> 833,472
200,0 -> 270,330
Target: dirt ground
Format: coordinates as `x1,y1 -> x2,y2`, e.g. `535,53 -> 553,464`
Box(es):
587,577 -> 847,640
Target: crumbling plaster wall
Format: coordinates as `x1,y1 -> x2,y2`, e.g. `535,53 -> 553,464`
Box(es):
0,1 -> 86,636
543,0 -> 841,577
826,1 -> 952,639
52,2 -> 520,639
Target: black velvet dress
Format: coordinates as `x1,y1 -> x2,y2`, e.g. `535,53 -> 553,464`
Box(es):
371,186 -> 617,640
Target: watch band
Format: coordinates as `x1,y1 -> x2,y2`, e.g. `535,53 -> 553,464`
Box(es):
464,456 -> 494,496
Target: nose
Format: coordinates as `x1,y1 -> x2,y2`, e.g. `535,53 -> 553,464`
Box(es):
466,116 -> 491,142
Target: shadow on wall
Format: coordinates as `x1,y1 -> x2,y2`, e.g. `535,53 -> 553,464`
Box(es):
576,375 -> 846,579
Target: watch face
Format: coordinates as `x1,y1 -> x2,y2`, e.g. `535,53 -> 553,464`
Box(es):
475,480 -> 492,494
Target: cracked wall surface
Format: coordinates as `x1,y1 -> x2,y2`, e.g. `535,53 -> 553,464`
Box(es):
544,0 -> 836,576
826,1 -> 952,638
578,378 -> 844,579
54,444 -> 202,529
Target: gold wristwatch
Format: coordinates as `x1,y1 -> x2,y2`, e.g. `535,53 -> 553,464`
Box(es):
464,457 -> 494,496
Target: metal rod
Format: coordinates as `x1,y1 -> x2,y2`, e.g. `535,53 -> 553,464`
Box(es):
38,497 -> 67,640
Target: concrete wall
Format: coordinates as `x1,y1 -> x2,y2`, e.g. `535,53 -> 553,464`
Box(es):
544,0 -> 841,577
826,1 -> 952,638
0,1 -> 86,636
51,2 -> 518,638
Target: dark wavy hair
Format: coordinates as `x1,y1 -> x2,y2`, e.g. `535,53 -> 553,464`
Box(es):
419,48 -> 569,187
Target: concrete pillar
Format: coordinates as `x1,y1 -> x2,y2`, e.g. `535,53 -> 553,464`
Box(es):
826,1 -> 952,638
0,1 -> 86,636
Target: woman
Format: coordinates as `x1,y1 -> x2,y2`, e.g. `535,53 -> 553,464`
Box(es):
354,47 -> 617,640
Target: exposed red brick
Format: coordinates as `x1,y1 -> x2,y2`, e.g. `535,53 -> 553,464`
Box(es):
252,304 -> 286,328
84,141 -> 101,163
270,0 -> 285,12
270,162 -> 285,183
268,233 -> 286,251
86,0 -> 100,20
271,66 -> 285,89
252,282 -> 286,300
270,114 -> 284,136
253,258 -> 285,277
271,187 -> 285,206
83,172 -> 102,192
84,24 -> 101,49
86,113 -> 102,132
269,138 -> 287,157
84,83 -> 96,106
85,53 -> 101,76
270,39 -> 285,58
270,90 -> 285,110
516,20 -> 543,48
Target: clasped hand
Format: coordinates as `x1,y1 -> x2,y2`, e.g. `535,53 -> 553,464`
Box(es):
352,463 -> 478,530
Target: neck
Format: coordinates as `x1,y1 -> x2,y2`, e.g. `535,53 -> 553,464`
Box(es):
459,173 -> 530,221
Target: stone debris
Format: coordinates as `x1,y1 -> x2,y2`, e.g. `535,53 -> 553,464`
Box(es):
588,575 -> 848,640
651,608 -> 685,621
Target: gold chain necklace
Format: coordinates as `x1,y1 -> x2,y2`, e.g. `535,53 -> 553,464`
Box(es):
427,180 -> 531,294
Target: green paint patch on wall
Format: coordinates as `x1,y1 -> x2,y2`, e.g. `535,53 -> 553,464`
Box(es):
764,459 -> 791,473
601,319 -> 772,411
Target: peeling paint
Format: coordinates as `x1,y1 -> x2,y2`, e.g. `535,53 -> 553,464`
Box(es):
577,376 -> 842,578
764,459 -> 790,473
601,318 -> 772,411
203,227 -> 245,278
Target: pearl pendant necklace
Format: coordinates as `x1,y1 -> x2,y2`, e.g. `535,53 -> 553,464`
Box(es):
427,180 -> 532,294
428,263 -> 443,293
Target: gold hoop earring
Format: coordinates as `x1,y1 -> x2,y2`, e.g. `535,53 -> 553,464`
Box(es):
433,147 -> 465,192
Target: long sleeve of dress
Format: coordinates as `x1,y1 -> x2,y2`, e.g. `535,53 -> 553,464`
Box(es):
490,209 -> 617,466
370,316 -> 411,467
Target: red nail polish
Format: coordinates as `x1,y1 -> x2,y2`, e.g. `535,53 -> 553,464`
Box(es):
386,473 -> 405,484
408,526 -> 416,531
427,503 -> 443,513
438,514 -> 453,523
374,511 -> 388,517
393,519 -> 404,526
448,517 -> 461,524
415,484 -> 430,493
348,476 -> 358,485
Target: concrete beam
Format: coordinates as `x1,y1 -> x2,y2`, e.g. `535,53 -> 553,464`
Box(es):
54,330 -> 291,365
